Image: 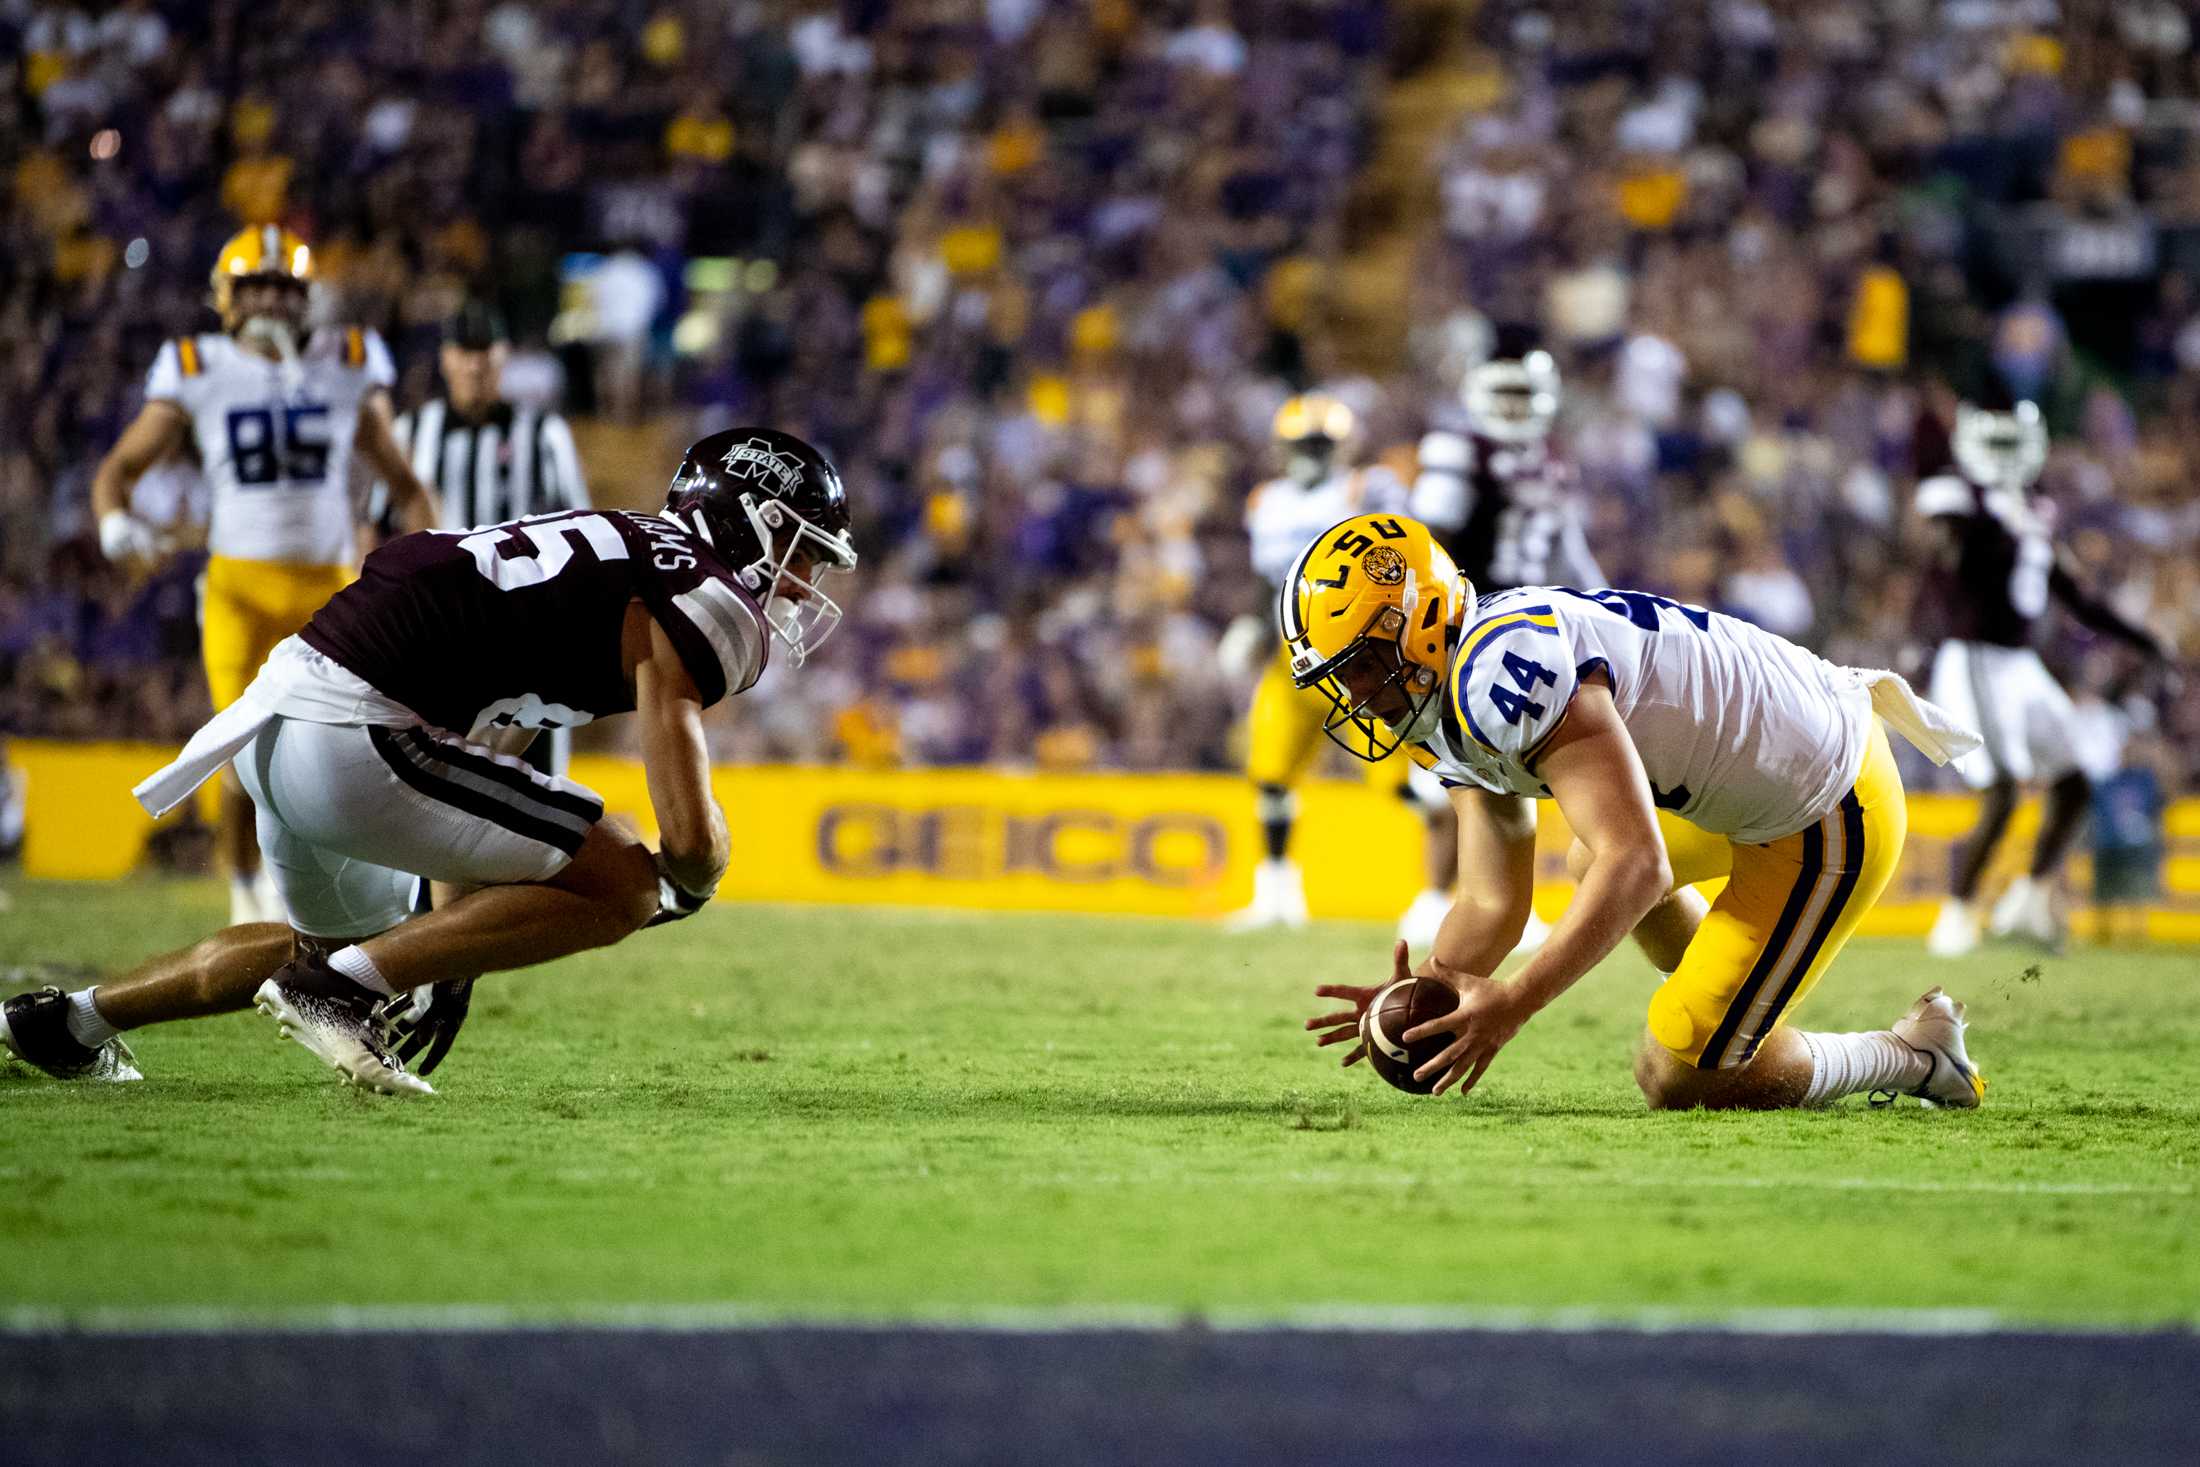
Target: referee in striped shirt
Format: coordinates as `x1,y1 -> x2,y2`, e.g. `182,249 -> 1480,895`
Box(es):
370,300 -> 591,775
378,302 -> 590,531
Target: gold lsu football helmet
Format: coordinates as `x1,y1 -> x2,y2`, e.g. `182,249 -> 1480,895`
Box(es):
1271,393 -> 1357,486
1282,512 -> 1473,760
209,224 -> 314,333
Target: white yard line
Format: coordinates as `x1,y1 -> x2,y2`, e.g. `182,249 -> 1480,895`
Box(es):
3,1301 -> 2188,1337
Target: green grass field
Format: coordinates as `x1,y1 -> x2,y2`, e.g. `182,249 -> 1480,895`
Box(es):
2,878 -> 2195,1325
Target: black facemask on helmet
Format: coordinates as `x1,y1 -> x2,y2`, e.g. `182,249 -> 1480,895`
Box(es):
662,427 -> 858,666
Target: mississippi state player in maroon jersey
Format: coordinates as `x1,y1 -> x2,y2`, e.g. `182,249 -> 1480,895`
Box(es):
1918,401 -> 2169,956
0,429 -> 855,1095
1412,351 -> 1602,596
1396,349 -> 1604,953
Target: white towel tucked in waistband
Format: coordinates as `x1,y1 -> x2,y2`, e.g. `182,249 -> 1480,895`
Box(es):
1844,667 -> 1983,767
133,637 -> 418,816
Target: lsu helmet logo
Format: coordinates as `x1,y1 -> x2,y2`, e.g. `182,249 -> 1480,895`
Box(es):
1361,544 -> 1407,586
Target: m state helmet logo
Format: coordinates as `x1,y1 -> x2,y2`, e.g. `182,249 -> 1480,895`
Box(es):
1362,544 -> 1407,586
721,436 -> 801,494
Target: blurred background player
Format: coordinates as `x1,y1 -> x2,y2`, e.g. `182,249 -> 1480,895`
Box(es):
89,225 -> 441,925
368,300 -> 591,777
1917,399 -> 2173,956
1220,394 -> 1409,930
1405,344 -> 1602,953
2072,663 -> 2171,944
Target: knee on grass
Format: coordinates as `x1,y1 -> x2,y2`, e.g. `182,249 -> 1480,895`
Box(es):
555,823 -> 665,942
1634,1042 -> 1702,1110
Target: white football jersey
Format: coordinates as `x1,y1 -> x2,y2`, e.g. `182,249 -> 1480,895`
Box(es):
144,328 -> 387,566
1245,466 -> 1408,591
1418,587 -> 1871,844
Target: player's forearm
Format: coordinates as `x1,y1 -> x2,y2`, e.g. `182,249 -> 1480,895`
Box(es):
1423,893 -> 1528,980
91,460 -> 129,519
91,447 -> 151,518
655,799 -> 728,895
2049,566 -> 2161,656
391,475 -> 440,535
1501,846 -> 1669,1015
641,720 -> 728,894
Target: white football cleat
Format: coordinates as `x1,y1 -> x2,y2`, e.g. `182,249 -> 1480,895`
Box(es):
1925,896 -> 1979,958
1889,986 -> 1986,1109
1396,888 -> 1449,951
1225,858 -> 1309,932
254,961 -> 433,1097
1988,876 -> 2063,950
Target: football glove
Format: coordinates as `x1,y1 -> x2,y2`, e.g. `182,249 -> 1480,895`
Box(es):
646,852 -> 717,926
373,979 -> 474,1077
98,510 -> 162,562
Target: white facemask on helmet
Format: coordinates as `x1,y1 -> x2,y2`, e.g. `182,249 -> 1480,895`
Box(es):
1952,401 -> 2047,492
1463,351 -> 1560,444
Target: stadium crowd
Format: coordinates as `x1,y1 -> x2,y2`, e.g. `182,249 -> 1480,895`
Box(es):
4,0 -> 2199,793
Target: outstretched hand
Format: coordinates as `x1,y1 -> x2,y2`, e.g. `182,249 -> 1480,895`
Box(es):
1305,938 -> 1415,1068
1403,971 -> 1532,1097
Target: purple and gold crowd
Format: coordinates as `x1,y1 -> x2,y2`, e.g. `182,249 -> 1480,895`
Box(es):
5,1 -> 2199,793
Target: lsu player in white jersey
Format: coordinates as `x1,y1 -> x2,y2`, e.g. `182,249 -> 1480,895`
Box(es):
1221,394 -> 1418,930
1294,513 -> 1992,1112
92,225 -> 439,924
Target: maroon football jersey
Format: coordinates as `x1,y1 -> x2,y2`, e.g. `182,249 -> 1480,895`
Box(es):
1415,430 -> 1591,591
301,510 -> 769,736
1913,473 -> 2055,649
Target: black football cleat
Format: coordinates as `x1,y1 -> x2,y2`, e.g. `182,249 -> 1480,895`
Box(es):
253,956 -> 432,1097
0,987 -> 142,1082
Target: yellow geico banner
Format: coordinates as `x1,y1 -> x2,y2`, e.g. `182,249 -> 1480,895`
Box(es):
12,741 -> 2200,939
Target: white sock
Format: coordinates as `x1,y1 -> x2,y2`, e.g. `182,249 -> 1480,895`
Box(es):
230,876 -> 261,923
65,989 -> 119,1047
328,945 -> 398,998
1799,1030 -> 1930,1107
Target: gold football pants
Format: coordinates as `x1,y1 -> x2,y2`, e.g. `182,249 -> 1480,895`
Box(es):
1646,720 -> 1907,1069
1244,644 -> 1408,795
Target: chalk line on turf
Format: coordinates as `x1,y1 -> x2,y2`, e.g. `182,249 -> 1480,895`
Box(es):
2,1301 -> 2192,1336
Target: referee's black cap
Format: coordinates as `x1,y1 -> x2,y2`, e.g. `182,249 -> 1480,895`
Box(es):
445,300 -> 509,351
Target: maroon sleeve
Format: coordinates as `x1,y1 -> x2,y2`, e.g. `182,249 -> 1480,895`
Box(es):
618,514 -> 771,704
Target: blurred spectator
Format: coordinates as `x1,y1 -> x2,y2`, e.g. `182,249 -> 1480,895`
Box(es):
3,0 -> 2198,792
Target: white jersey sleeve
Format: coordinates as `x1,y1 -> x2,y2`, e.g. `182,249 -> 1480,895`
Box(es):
143,338 -> 186,404
362,328 -> 397,390
1411,430 -> 1475,531
1245,479 -> 1307,587
1449,601 -> 1578,765
1915,474 -> 1971,519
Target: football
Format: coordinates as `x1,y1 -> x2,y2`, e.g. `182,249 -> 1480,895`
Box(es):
1359,976 -> 1461,1094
